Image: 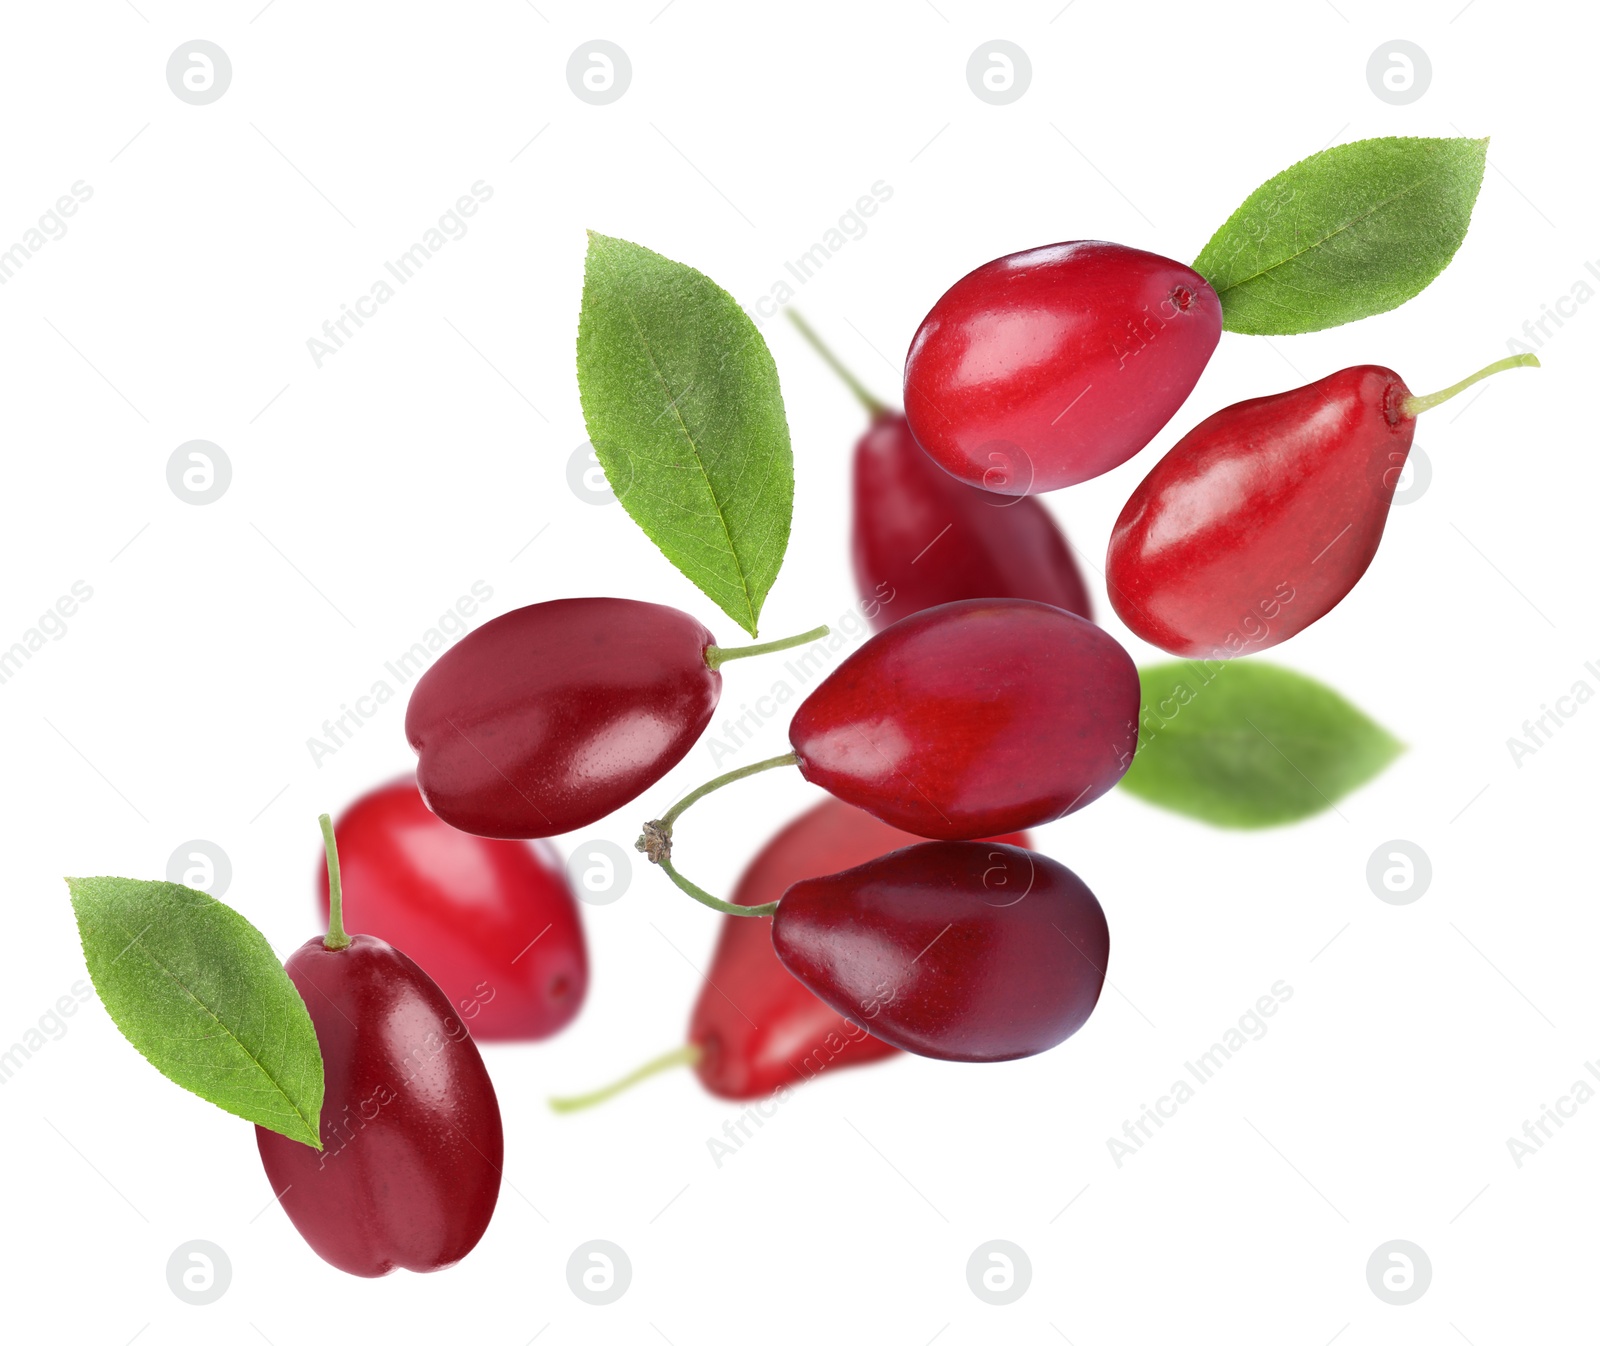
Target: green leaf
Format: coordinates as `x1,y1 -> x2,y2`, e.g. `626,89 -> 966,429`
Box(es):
67,877 -> 324,1148
577,232 -> 794,636
1120,662 -> 1404,828
1194,136 -> 1488,335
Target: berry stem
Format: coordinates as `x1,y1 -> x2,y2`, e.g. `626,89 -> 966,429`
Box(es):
636,751 -> 798,916
1401,353 -> 1540,418
706,625 -> 830,670
658,855 -> 779,918
549,1043 -> 703,1113
786,310 -> 892,418
657,751 -> 799,832
318,813 -> 351,951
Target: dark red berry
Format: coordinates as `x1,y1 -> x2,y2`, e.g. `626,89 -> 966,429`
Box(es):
255,935 -> 503,1277
852,412 -> 1092,630
406,598 -> 719,838
772,841 -> 1109,1062
691,797 -> 1032,1099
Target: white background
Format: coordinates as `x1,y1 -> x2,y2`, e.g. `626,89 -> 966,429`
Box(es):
2,2 -> 1595,1341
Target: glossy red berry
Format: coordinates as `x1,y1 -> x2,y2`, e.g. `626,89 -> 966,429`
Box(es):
406,598 -> 719,838
1106,358 -> 1542,657
853,412 -> 1092,630
691,798 -> 1031,1099
904,241 -> 1221,494
255,934 -> 503,1276
690,802 -> 901,1099
788,599 -> 1140,839
320,779 -> 587,1041
772,841 -> 1108,1062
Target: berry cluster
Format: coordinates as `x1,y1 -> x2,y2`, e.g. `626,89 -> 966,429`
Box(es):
267,215 -> 1533,1272
404,233 -> 1531,1096
71,134 -> 1527,1278
411,589 -> 1133,1065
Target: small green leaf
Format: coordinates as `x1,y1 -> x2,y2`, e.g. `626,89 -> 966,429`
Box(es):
1194,136 -> 1488,335
67,877 -> 324,1148
1120,662 -> 1404,828
577,231 -> 794,636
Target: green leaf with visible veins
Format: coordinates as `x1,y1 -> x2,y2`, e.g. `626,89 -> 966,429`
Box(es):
67,877 -> 324,1148
577,231 -> 793,635
1194,136 -> 1488,335
1120,662 -> 1404,828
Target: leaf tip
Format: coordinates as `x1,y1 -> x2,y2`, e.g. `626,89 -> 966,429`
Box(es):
265,1117 -> 324,1152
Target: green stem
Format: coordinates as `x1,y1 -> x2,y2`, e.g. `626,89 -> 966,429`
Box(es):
1401,353 -> 1540,418
706,625 -> 829,671
658,752 -> 798,831
318,813 -> 351,951
658,855 -> 779,918
549,1043 -> 703,1114
635,752 -> 798,916
786,310 -> 892,418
